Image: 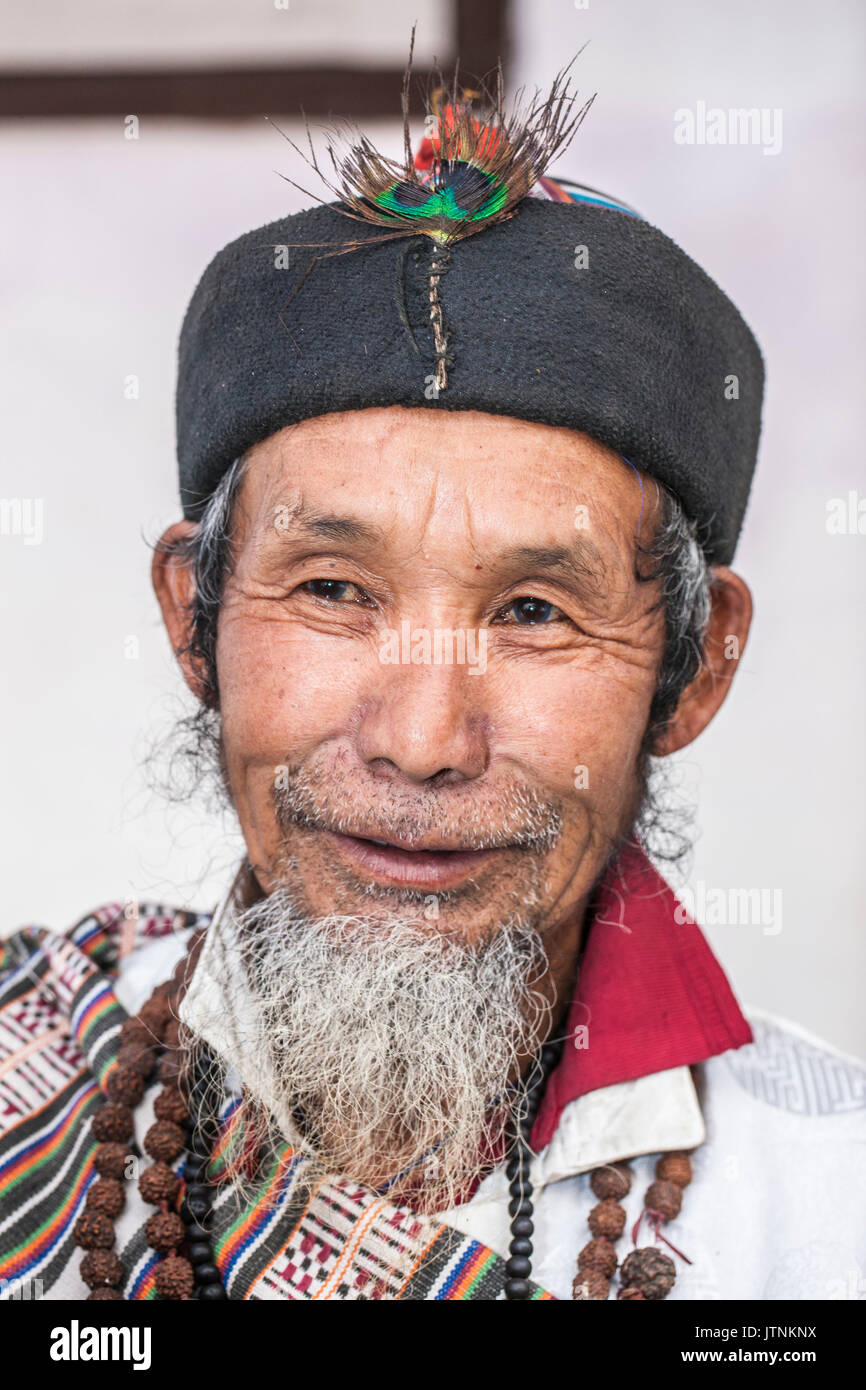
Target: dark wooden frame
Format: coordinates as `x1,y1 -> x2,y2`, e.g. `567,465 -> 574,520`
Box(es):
0,0 -> 509,118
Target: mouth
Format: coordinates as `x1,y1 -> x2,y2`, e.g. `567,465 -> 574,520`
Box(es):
324,829 -> 501,889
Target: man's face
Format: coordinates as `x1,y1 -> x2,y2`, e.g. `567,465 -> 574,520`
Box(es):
213,406 -> 665,962
155,404 -> 750,1199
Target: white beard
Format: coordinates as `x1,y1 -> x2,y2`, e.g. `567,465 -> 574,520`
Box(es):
182,886 -> 552,1215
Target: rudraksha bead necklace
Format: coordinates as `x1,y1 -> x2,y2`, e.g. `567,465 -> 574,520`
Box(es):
74,929 -> 227,1300
571,1153 -> 694,1300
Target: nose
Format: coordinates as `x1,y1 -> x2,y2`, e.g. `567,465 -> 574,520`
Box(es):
356,658 -> 490,786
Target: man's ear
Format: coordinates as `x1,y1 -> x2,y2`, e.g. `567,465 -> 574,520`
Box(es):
653,566 -> 753,755
152,521 -> 207,700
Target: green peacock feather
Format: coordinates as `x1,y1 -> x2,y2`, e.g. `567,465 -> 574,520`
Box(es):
367,164 -> 509,237
269,32 -> 595,251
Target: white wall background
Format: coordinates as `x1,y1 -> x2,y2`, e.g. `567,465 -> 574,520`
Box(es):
1,0 -> 864,1057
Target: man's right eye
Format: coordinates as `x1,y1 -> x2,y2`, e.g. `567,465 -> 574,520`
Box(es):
300,578 -> 370,605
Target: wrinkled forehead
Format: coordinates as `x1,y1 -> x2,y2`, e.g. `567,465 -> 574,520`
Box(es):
232,406 -> 651,582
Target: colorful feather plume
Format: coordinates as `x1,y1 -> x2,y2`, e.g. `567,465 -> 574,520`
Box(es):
267,33 -> 595,392
271,33 -> 595,250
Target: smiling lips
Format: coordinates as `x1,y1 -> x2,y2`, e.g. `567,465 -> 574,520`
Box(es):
326,829 -> 500,889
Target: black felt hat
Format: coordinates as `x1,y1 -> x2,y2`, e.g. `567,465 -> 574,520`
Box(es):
176,88 -> 764,564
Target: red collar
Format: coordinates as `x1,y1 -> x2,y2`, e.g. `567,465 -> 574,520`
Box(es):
531,843 -> 753,1151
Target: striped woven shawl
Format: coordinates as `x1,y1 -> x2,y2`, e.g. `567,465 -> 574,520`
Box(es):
0,903 -> 553,1301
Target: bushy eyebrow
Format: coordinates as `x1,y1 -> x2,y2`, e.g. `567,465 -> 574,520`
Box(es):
493,540 -> 611,594
263,503 -> 387,548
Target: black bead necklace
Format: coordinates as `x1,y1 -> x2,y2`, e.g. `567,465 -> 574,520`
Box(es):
184,1036 -> 565,1304
503,1036 -> 565,1300
182,1036 -> 565,1304
176,1001 -> 567,1302
180,1045 -> 227,1300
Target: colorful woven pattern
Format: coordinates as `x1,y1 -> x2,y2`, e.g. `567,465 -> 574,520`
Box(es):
0,904 -> 555,1301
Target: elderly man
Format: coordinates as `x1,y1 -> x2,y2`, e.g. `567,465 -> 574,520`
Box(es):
1,70 -> 863,1306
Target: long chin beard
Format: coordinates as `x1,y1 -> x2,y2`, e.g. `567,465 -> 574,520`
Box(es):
189,889 -> 553,1216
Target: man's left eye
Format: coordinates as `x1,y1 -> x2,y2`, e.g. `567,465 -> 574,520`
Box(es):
301,578 -> 368,604
495,597 -> 566,625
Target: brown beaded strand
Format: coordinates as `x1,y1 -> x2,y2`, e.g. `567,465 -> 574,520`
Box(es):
622,1150 -> 694,1299
573,1160 -> 632,1300
74,931 -> 212,1300
572,1151 -> 694,1301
